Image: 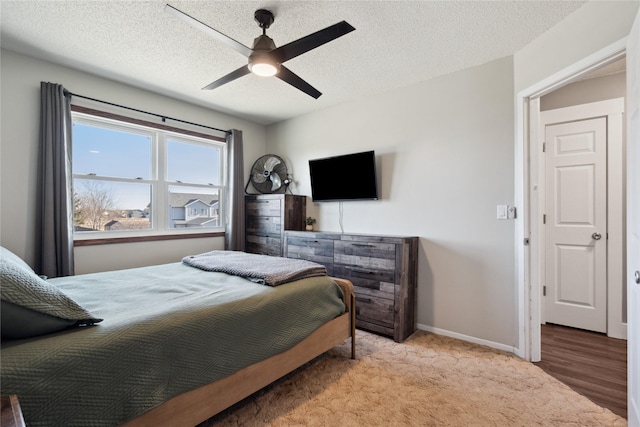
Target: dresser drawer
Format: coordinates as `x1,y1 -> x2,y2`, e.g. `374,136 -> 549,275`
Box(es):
285,234 -> 335,275
286,236 -> 333,261
246,216 -> 282,236
246,234 -> 281,256
334,240 -> 396,271
355,293 -> 394,330
333,264 -> 395,300
246,198 -> 281,216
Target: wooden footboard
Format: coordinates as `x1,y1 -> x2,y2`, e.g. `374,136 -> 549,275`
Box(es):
122,277 -> 355,427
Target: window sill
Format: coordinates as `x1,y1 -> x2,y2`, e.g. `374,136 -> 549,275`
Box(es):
74,231 -> 225,246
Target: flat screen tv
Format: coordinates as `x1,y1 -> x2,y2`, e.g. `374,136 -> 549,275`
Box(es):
309,150 -> 379,202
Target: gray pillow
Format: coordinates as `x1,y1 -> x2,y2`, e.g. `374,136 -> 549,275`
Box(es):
1,300 -> 77,339
0,245 -> 35,273
0,251 -> 102,340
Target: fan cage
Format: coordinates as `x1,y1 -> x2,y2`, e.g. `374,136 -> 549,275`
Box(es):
245,154 -> 290,194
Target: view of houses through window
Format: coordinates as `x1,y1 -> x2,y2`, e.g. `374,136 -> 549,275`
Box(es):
72,112 -> 225,236
168,185 -> 220,229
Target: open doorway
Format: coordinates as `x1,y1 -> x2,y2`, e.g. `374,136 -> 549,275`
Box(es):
536,64 -> 626,337
516,40 -> 628,363
527,57 -> 628,418
539,98 -> 623,334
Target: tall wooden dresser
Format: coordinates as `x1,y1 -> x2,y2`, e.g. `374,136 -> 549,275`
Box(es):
245,194 -> 306,256
284,230 -> 418,342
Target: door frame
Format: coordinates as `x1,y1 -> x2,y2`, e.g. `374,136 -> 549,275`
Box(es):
538,99 -> 624,334
515,38 -> 627,361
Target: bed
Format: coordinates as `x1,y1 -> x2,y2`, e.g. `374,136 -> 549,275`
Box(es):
0,248 -> 356,426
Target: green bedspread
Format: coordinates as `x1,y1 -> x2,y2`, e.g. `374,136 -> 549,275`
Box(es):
1,262 -> 345,426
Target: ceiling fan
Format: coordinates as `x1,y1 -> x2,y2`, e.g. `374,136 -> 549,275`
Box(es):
165,4 -> 355,99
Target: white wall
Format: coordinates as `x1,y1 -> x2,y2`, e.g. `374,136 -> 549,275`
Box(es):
267,57 -> 517,348
73,238 -> 224,275
541,71 -> 626,111
514,1 -> 639,94
0,49 -> 267,273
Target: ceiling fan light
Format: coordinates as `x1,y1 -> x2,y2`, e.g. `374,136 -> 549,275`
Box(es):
250,62 -> 279,77
248,52 -> 280,77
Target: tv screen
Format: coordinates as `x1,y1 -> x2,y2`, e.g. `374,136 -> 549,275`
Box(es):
309,150 -> 379,202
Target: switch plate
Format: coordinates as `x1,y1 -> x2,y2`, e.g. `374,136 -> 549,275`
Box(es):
497,205 -> 508,220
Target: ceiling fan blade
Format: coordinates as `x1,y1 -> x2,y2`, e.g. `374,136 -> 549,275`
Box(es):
271,21 -> 355,64
165,4 -> 253,57
276,66 -> 322,99
202,66 -> 251,90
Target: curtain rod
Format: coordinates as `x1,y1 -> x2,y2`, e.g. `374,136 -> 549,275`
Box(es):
64,91 -> 231,135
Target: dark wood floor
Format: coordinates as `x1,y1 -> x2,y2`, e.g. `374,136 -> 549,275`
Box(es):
534,323 -> 627,419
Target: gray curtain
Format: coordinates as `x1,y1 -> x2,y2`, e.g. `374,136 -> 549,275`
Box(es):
36,82 -> 74,277
224,129 -> 245,251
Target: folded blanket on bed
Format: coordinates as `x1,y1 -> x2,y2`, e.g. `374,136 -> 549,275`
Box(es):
182,250 -> 327,286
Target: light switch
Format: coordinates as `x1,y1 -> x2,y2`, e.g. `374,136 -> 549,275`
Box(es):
497,205 -> 508,220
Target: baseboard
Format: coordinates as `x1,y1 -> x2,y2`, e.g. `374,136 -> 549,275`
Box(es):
417,323 -> 519,355
607,321 -> 627,340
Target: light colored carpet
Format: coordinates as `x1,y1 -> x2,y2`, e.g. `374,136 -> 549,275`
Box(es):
204,330 -> 626,426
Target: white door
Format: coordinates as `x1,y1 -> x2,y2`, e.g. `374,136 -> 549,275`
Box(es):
626,7 -> 640,426
543,117 -> 607,333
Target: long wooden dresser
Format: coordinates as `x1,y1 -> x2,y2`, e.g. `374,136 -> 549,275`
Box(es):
284,230 -> 418,342
245,194 -> 306,256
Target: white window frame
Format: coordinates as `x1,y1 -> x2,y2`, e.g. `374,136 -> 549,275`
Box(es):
71,111 -> 226,241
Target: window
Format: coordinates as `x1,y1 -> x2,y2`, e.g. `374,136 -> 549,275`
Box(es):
71,111 -> 226,239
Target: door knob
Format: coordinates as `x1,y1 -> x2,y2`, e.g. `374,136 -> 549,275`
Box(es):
635,271 -> 640,284
592,232 -> 602,240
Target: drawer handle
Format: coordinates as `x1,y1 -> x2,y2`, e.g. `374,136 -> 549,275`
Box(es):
352,243 -> 373,248
355,297 -> 372,303
349,267 -> 374,274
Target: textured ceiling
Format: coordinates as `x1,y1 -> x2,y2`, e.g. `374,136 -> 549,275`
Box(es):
1,1 -> 587,125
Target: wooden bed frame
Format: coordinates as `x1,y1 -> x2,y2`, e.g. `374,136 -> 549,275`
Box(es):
121,278 -> 356,427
